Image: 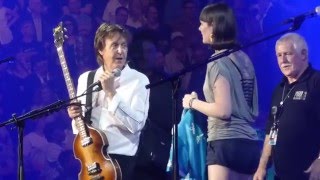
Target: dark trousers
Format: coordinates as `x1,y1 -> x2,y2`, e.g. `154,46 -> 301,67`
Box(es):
274,173 -> 309,180
109,153 -> 136,180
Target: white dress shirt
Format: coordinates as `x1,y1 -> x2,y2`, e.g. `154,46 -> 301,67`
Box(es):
72,65 -> 150,156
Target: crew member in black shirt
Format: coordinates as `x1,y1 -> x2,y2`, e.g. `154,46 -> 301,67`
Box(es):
254,33 -> 320,180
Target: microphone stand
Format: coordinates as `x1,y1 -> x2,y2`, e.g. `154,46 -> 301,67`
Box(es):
0,100 -> 68,180
171,78 -> 181,180
0,88 -> 100,180
0,57 -> 14,64
146,17 -> 306,180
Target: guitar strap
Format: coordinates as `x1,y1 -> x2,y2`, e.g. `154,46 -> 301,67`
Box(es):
84,69 -> 97,125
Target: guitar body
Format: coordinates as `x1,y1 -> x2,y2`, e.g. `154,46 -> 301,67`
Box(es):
53,23 -> 122,180
73,126 -> 122,180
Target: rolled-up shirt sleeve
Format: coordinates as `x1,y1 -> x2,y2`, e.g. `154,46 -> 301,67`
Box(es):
104,77 -> 150,133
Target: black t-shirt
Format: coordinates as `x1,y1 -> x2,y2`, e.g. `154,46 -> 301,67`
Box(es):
266,66 -> 320,179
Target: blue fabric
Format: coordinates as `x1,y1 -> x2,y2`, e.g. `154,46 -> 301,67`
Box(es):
167,109 -> 207,180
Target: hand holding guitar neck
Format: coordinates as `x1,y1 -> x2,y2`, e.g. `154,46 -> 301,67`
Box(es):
67,102 -> 82,119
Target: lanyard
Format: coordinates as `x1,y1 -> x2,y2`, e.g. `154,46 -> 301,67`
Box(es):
269,84 -> 296,145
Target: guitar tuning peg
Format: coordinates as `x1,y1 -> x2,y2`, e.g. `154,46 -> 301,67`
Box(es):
64,35 -> 69,39
64,27 -> 68,32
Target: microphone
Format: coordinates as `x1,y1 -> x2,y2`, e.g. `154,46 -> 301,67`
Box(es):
87,68 -> 121,91
282,6 -> 320,24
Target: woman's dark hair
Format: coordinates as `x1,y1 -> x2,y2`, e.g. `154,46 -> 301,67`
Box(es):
199,3 -> 237,50
94,23 -> 129,65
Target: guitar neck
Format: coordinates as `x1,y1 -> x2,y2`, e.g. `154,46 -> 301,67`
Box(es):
56,46 -> 76,99
56,46 -> 89,140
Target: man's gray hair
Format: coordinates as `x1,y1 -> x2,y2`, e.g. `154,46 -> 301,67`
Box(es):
275,32 -> 308,54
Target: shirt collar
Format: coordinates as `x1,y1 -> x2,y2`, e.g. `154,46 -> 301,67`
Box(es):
281,64 -> 313,87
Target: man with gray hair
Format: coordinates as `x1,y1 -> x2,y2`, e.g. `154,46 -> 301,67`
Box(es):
254,33 -> 320,180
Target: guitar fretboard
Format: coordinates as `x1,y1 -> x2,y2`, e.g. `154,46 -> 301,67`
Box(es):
56,46 -> 88,140
57,47 -> 76,98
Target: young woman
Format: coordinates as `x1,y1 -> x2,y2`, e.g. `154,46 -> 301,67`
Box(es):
182,3 -> 260,180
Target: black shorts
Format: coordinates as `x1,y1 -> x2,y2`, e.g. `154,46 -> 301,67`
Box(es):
206,138 -> 261,174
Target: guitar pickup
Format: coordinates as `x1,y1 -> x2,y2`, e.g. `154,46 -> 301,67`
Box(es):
90,175 -> 104,180
87,162 -> 102,175
81,137 -> 93,147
